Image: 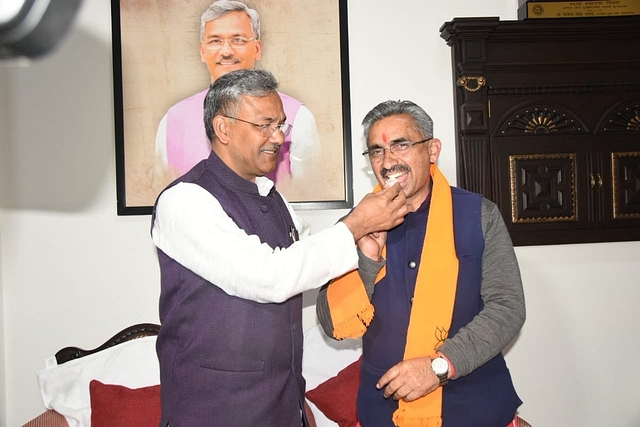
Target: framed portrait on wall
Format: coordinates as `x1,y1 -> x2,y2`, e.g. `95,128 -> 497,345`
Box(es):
111,0 -> 352,215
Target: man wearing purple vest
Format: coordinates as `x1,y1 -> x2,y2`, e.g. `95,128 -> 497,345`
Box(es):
151,70 -> 409,426
155,0 -> 320,188
316,100 -> 527,426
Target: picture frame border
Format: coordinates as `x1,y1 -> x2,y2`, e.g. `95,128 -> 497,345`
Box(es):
111,0 -> 353,215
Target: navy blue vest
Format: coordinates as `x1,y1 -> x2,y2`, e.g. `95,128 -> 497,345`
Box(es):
358,188 -> 521,427
152,151 -> 306,427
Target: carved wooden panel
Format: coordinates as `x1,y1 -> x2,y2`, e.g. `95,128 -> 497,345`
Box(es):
601,102 -> 640,132
509,153 -> 577,223
498,106 -> 586,135
611,151 -> 640,219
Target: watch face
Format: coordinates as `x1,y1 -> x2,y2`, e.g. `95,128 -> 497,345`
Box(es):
432,357 -> 449,375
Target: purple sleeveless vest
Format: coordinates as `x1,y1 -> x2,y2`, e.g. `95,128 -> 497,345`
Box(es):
358,188 -> 521,426
152,151 -> 307,426
165,89 -> 302,183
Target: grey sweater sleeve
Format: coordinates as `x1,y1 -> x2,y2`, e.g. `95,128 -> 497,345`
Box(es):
316,249 -> 384,338
438,198 -> 526,378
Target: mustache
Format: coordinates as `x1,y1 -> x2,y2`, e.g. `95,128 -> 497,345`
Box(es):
381,165 -> 410,179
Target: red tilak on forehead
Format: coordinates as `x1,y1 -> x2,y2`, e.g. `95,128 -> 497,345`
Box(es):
381,133 -> 390,144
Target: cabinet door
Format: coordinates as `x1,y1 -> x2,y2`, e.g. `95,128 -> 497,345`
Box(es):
491,134 -> 592,245
596,135 -> 640,230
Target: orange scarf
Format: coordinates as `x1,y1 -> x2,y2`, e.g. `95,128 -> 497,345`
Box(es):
327,164 -> 458,427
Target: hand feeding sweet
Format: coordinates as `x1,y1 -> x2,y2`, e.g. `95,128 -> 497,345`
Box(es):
385,172 -> 402,187
382,165 -> 410,188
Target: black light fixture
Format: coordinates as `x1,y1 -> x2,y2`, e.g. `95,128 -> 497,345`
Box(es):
0,0 -> 83,61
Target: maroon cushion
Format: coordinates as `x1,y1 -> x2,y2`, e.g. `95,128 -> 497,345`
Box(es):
89,380 -> 161,427
305,356 -> 362,427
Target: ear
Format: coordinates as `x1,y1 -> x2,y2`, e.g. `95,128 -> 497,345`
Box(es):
428,138 -> 442,163
213,116 -> 231,145
254,39 -> 263,61
199,40 -> 207,63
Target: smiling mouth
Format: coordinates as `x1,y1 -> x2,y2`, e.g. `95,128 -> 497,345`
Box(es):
260,145 -> 281,155
217,59 -> 240,66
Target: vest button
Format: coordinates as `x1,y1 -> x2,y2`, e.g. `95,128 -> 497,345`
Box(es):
410,297 -> 414,304
260,205 -> 268,212
408,260 -> 417,269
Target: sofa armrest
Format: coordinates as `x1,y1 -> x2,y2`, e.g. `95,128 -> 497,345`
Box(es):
21,410 -> 68,427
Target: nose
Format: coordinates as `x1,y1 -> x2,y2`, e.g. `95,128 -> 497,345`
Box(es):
219,40 -> 235,54
379,147 -> 400,166
269,127 -> 285,143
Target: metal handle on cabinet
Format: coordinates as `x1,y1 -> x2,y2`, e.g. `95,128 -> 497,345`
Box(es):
589,173 -> 603,190
457,76 -> 486,92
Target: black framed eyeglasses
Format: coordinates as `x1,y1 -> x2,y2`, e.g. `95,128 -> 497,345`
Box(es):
362,138 -> 432,162
221,115 -> 292,137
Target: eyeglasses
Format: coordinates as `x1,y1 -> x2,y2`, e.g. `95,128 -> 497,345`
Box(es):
362,138 -> 432,162
202,36 -> 255,51
222,115 -> 292,137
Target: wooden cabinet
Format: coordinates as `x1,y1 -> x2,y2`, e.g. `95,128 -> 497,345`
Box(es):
440,16 -> 640,246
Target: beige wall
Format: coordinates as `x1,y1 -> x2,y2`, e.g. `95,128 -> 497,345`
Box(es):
1,1 -> 640,426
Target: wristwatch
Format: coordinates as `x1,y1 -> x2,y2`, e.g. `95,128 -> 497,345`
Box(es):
431,356 -> 449,387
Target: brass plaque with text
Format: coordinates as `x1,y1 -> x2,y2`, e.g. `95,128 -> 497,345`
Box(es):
519,0 -> 640,19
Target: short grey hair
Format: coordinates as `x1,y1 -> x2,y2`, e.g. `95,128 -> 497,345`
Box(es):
204,69 -> 278,142
361,100 -> 434,141
200,0 -> 261,40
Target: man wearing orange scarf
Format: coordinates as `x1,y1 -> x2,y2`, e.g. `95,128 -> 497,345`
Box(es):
316,100 -> 525,426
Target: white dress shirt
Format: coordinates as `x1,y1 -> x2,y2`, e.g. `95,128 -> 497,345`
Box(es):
152,179 -> 358,304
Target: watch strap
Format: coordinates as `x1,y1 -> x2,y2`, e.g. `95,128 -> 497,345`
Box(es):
436,371 -> 448,387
